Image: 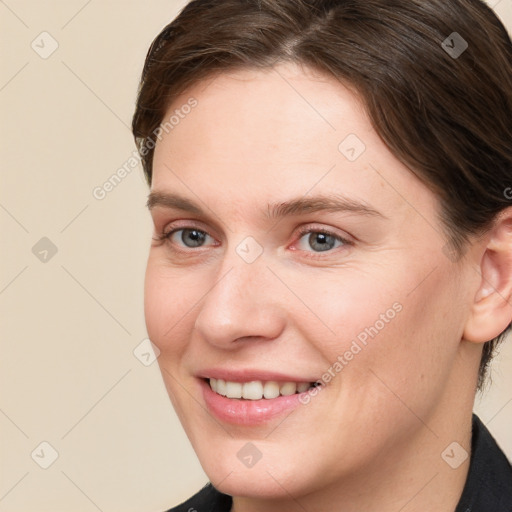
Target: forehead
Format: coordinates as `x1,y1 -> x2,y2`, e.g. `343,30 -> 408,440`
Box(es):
151,63 -> 439,226
155,63 -> 370,167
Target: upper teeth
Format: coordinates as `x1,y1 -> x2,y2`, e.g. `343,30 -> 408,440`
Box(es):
209,378 -> 312,400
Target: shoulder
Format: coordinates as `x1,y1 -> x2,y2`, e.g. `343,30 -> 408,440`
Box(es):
163,482 -> 232,512
456,414 -> 512,512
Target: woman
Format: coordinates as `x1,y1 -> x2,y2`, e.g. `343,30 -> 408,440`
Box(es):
132,0 -> 512,510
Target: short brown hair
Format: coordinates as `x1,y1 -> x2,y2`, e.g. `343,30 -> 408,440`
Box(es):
132,0 -> 512,389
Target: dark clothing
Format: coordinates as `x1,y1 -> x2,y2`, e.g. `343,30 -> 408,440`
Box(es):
165,482 -> 232,512
456,415 -> 512,511
165,414 -> 512,512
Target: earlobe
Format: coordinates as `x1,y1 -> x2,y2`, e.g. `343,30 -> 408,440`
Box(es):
463,208 -> 512,344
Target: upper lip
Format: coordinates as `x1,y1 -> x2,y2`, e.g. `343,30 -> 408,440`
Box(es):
196,368 -> 317,383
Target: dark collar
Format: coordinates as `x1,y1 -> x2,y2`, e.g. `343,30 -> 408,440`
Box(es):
455,414 -> 512,512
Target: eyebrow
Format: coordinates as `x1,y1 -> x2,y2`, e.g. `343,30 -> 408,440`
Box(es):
146,191 -> 386,220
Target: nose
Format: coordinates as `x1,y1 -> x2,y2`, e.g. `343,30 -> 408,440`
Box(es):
193,253 -> 286,349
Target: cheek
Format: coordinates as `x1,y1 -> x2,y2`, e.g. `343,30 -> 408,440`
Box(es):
143,257 -> 199,355
285,266 -> 405,359
144,260 -> 201,419
292,260 -> 463,392
331,264 -> 465,419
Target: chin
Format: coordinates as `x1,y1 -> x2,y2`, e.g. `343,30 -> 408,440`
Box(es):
196,445 -> 316,500
211,468 -> 295,499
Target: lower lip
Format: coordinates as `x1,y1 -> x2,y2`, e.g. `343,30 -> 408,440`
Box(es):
200,379 -> 307,425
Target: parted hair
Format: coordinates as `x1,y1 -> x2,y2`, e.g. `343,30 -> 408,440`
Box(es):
132,0 -> 512,389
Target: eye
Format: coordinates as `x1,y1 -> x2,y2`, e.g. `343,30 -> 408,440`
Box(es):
161,227 -> 215,249
295,228 -> 349,253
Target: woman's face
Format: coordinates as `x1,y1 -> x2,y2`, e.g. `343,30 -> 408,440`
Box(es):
146,63 -> 478,500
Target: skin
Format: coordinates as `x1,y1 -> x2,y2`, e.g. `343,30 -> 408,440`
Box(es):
145,62 -> 512,511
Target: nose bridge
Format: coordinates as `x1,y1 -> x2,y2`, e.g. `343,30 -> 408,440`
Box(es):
193,245 -> 284,346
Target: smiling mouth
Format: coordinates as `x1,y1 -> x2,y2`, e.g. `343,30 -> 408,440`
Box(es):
206,378 -> 321,400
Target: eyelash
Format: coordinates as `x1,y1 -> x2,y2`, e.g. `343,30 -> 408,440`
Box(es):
154,224 -> 352,259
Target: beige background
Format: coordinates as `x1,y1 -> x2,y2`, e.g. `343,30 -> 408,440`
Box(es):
1,1 -> 511,511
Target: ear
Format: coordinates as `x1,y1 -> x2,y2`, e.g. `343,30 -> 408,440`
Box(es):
463,207 -> 512,343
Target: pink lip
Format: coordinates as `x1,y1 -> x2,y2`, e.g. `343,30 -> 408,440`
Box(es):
199,378 -> 307,425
